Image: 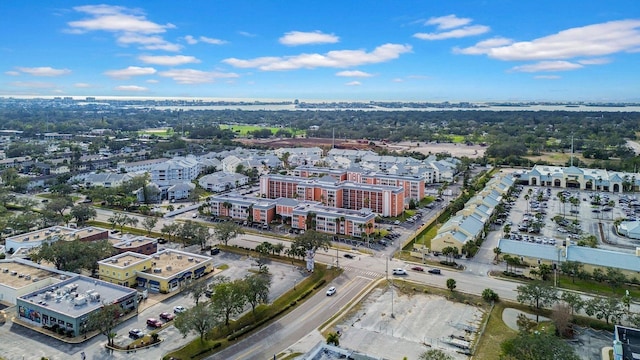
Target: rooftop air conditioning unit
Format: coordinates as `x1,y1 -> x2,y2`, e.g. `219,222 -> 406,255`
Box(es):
32,277 -> 39,282
176,255 -> 183,259
2,268 -> 8,273
166,266 -> 172,271
25,275 -> 31,280
18,273 -> 24,278
188,257 -> 194,262
153,255 -> 160,260
112,259 -> 118,263
123,261 -> 130,266
153,268 -> 162,273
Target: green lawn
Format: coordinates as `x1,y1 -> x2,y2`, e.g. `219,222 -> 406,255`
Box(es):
219,124 -> 298,136
472,303 -> 517,360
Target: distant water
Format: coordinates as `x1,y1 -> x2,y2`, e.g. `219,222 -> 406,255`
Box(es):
130,104 -> 640,112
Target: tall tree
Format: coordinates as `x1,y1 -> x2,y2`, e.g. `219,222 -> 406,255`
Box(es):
446,278 -> 457,292
243,270 -> 272,315
560,261 -> 583,284
86,303 -> 122,347
213,221 -> 243,246
516,282 -> 558,322
174,303 -> 220,342
141,216 -> 158,235
584,296 -> 625,325
183,279 -> 209,306
210,279 -> 246,326
69,204 -> 97,226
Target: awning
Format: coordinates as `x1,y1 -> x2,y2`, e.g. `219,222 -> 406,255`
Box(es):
194,267 -> 206,275
180,271 -> 192,279
169,278 -> 178,283
136,277 -> 147,284
148,280 -> 160,285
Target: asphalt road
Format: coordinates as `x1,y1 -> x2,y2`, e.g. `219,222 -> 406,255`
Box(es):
207,273 -> 372,360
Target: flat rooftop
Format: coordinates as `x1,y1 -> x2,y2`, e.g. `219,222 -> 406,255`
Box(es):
99,252 -> 149,268
150,250 -> 210,278
72,227 -> 108,239
6,226 -> 75,245
19,275 -> 136,318
0,261 -> 60,289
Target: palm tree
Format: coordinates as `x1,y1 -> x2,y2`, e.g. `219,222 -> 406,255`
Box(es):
493,247 -> 502,262
524,194 -> 530,213
557,192 -> 566,218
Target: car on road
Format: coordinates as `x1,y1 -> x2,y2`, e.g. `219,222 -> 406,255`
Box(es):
428,268 -> 442,275
159,312 -> 175,321
157,237 -> 167,244
210,247 -> 220,255
326,286 -> 337,296
146,318 -> 163,328
343,253 -> 355,259
173,305 -> 186,314
394,220 -> 401,225
129,328 -> 143,339
411,266 -> 424,272
392,268 -> 407,275
192,213 -> 198,218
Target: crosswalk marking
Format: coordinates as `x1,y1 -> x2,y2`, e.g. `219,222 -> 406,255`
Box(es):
341,265 -> 384,279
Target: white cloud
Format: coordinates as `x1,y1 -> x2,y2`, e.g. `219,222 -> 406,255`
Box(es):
238,31 -> 257,37
74,82 -> 93,88
114,85 -> 148,92
279,31 -> 339,46
223,43 -> 411,71
138,55 -> 201,66
199,36 -> 227,45
146,79 -> 159,83
184,35 -> 227,45
414,25 -> 490,40
104,66 -> 157,79
15,67 -> 71,76
158,69 -> 239,84
458,19 -> 640,61
392,78 -> 404,83
117,33 -> 181,51
510,61 -> 583,73
335,70 -> 373,77
4,71 -> 20,76
534,75 -> 561,79
425,14 -> 472,30
453,37 -> 514,55
68,5 -> 174,34
578,58 -> 612,65
345,81 -> 361,86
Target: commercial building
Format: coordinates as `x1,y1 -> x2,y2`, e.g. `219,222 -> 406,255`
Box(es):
98,249 -> 214,293
0,259 -> 71,305
5,226 -> 108,254
522,165 -> 640,193
16,275 -> 137,337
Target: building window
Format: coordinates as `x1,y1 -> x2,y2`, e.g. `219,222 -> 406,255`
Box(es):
125,272 -> 129,277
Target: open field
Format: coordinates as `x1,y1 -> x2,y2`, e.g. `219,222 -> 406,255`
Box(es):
139,127 -> 174,137
220,124 -> 298,136
389,141 -> 487,158
524,152 -> 594,166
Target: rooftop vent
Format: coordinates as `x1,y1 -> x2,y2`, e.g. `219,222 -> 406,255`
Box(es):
32,277 -> 39,282
25,275 -> 31,280
1,268 -> 8,273
188,257 -> 194,262
176,255 -> 183,259
153,268 -> 162,273
166,266 -> 172,271
112,259 -> 118,263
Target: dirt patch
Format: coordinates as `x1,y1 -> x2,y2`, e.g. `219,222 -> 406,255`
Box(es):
334,286 -> 484,359
383,141 -> 486,158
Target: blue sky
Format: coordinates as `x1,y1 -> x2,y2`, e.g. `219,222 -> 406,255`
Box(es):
1,1 -> 640,102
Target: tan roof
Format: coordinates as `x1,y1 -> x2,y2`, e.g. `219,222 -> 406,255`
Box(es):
0,262 -> 59,289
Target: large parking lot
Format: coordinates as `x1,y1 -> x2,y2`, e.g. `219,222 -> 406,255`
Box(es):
335,286 -> 484,360
503,185 -> 639,252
